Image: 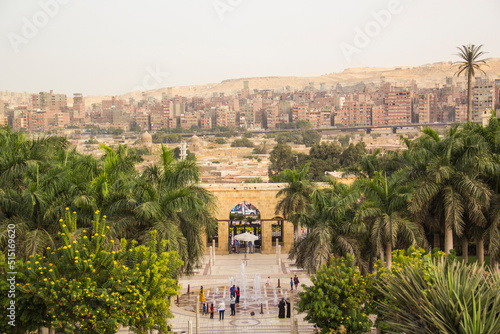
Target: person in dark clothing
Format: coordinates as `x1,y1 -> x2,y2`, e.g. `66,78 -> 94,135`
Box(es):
210,304 -> 214,319
230,285 -> 236,297
293,275 -> 300,290
278,298 -> 286,318
286,298 -> 291,318
236,287 -> 240,304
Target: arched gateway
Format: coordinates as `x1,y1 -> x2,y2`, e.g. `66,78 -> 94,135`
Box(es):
200,183 -> 294,254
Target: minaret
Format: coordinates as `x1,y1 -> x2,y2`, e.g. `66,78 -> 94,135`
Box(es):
180,141 -> 187,160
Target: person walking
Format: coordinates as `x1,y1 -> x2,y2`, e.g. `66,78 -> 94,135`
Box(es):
293,274 -> 300,290
290,278 -> 294,291
199,286 -> 205,302
230,295 -> 236,316
218,300 -> 225,320
202,302 -> 207,316
210,303 -> 214,319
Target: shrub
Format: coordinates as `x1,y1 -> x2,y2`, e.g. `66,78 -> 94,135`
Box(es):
297,254 -> 373,333
231,138 -> 254,148
0,210 -> 182,334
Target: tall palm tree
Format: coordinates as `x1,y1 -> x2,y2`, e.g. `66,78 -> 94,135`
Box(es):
275,163 -> 315,237
356,171 -> 424,269
288,178 -> 362,273
463,111 -> 500,266
409,127 -> 491,256
455,44 -> 487,122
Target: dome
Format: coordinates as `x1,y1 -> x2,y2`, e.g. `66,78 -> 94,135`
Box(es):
142,131 -> 152,144
190,135 -> 200,143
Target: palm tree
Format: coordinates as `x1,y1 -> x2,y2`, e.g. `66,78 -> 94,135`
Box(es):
463,111 -> 500,266
409,127 -> 491,256
108,145 -> 216,274
0,129 -> 70,257
275,163 -> 315,238
455,44 -> 487,122
288,178 -> 362,273
356,171 -> 424,269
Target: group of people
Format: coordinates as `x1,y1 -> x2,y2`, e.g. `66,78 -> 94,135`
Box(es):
199,278 -> 299,321
199,285 -> 241,321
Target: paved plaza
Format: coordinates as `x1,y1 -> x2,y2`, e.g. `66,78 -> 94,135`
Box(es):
169,252 -> 316,334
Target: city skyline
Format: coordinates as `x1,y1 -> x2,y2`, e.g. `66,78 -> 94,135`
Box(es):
1,0 -> 499,95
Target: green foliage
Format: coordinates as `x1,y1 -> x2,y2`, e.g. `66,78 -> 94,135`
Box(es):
375,249 -> 500,334
214,138 -> 227,144
277,121 -> 312,130
231,137 -> 254,147
107,127 -> 124,135
128,147 -> 150,156
0,210 -> 182,334
245,178 -> 263,183
252,141 -> 269,154
130,124 -> 142,132
86,136 -> 99,144
152,133 -> 182,144
338,135 -> 351,148
297,255 -> 373,334
243,132 -> 253,138
268,144 -> 299,177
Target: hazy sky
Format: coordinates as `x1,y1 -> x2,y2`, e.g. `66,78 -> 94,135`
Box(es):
1,0 -> 499,96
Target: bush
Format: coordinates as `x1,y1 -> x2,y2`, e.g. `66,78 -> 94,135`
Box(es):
297,254 -> 373,333
231,138 -> 254,148
0,211 -> 182,334
215,138 -> 227,144
245,178 -> 263,183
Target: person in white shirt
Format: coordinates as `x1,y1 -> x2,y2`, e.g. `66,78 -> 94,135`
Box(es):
218,300 -> 225,320
230,295 -> 236,315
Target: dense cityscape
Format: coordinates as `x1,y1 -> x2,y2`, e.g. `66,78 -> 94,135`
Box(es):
1,72 -> 500,134
2,0 -> 500,333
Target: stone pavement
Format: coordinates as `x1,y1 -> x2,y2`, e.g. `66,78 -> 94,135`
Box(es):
170,252 -> 316,334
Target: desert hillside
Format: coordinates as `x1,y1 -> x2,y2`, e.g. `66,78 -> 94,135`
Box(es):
83,58 -> 500,104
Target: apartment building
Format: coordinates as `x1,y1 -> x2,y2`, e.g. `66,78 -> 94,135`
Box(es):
386,89 -> 412,124
473,78 -> 493,122
337,101 -> 372,127
417,93 -> 439,124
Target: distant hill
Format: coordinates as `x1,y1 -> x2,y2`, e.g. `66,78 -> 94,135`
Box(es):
35,58 -> 500,105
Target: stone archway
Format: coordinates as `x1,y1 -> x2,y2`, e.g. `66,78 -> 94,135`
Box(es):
228,201 -> 261,253
200,183 -> 295,254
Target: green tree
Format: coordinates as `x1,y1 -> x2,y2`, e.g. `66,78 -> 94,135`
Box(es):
297,255 -> 373,334
455,44 -> 487,122
289,179 -> 362,273
408,127 -> 491,256
275,164 -> 315,237
340,142 -> 367,169
356,171 -> 424,268
301,129 -> 321,147
112,145 -> 216,273
231,137 -> 254,147
338,135 -> 351,148
0,211 -> 182,334
268,144 -> 298,177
